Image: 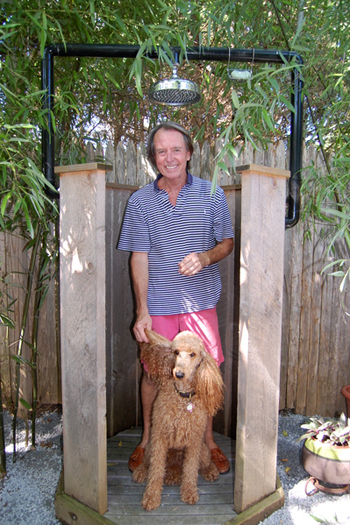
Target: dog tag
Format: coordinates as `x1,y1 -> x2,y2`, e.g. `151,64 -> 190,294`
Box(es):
187,402 -> 193,412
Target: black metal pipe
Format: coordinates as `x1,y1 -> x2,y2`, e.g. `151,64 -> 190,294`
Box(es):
41,46 -> 55,192
45,43 -> 301,64
41,44 -> 303,226
285,65 -> 304,227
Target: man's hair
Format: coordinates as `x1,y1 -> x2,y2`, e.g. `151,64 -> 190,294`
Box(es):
147,121 -> 194,171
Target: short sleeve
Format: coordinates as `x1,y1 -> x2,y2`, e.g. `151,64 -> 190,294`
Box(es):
212,187 -> 234,242
117,197 -> 151,252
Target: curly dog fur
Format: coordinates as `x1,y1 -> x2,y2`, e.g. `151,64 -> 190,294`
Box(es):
133,329 -> 224,511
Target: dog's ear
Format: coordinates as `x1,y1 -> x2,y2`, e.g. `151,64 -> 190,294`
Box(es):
140,330 -> 174,381
194,351 -> 224,416
144,329 -> 169,346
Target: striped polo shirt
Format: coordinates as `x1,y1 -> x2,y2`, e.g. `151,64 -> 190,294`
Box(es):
117,173 -> 234,316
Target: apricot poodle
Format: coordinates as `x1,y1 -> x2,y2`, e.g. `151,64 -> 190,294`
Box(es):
133,329 -> 224,511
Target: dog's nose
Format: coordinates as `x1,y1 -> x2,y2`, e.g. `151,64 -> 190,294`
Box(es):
175,371 -> 184,379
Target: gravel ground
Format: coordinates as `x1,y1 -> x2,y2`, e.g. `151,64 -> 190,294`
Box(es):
264,412 -> 350,525
0,408 -> 63,525
0,409 -> 349,525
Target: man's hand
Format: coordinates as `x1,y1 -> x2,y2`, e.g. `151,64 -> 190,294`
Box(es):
178,252 -> 209,276
178,238 -> 234,277
133,311 -> 152,343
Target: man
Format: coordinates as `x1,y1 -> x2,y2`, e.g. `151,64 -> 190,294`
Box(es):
118,121 -> 234,474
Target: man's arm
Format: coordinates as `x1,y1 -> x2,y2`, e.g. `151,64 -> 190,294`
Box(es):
178,237 -> 234,277
130,251 -> 152,342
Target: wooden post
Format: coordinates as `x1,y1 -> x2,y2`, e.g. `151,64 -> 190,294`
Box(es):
55,162 -> 112,514
234,164 -> 290,514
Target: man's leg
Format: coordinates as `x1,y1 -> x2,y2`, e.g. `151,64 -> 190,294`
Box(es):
205,416 -> 216,450
139,372 -> 158,448
128,372 -> 157,472
205,416 -> 230,475
206,414 -> 230,474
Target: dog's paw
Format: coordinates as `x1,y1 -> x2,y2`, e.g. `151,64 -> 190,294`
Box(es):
200,463 -> 219,482
164,464 -> 182,485
180,485 -> 199,505
133,464 -> 147,483
164,470 -> 181,485
141,491 -> 162,511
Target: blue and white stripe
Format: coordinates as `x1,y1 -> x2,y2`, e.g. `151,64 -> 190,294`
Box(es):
117,173 -> 234,316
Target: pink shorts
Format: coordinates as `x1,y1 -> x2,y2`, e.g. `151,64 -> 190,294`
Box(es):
149,307 -> 224,367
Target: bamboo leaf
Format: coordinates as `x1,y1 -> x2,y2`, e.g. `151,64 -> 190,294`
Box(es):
1,193 -> 12,216
292,44 -> 311,52
217,161 -> 229,174
322,207 -> 349,220
24,10 -> 42,30
279,94 -> 295,113
329,271 -> 345,277
262,108 -> 276,133
21,200 -> 35,238
321,259 -> 346,273
89,0 -> 96,26
11,355 -> 36,369
268,76 -> 280,94
0,313 -> 15,329
20,398 -> 32,411
231,90 -> 240,109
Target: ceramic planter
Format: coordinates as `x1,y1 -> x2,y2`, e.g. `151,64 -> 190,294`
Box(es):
302,437 -> 350,486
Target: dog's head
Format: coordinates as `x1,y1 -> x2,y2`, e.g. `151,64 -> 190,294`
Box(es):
171,331 -> 206,383
141,329 -> 224,416
172,331 -> 224,417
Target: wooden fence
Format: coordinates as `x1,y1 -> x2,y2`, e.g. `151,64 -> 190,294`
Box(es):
0,138 -> 349,428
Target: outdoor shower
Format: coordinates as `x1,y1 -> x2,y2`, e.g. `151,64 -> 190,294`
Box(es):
41,44 -> 303,227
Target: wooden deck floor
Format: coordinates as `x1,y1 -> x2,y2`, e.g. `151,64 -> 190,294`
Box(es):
104,427 -> 237,525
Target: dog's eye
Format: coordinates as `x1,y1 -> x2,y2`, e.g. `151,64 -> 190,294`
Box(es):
174,350 -> 179,356
190,352 -> 196,358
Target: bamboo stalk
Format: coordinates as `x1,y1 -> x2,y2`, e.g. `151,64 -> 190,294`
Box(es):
31,227 -> 47,448
12,223 -> 42,461
31,276 -> 40,448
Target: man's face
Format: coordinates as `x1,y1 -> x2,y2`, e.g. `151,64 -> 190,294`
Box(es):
153,128 -> 191,183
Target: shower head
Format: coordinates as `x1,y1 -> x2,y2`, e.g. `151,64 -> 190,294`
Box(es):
149,63 -> 201,106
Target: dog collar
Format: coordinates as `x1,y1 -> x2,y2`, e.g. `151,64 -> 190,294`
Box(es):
174,386 -> 196,412
177,389 -> 196,399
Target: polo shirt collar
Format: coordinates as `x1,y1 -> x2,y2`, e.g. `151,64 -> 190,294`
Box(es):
153,171 -> 193,191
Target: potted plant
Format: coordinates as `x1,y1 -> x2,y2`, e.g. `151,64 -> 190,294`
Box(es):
299,413 -> 350,494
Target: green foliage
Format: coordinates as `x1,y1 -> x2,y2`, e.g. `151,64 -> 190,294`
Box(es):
1,2 -> 60,449
301,152 -> 350,302
299,413 -> 350,446
295,1 -> 350,296
0,274 -> 15,329
2,0 -> 349,155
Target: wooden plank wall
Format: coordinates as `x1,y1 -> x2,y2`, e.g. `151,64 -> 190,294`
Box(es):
0,230 -> 60,414
282,145 -> 350,417
105,184 -> 140,437
1,139 -> 349,423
